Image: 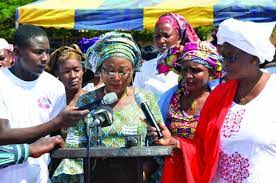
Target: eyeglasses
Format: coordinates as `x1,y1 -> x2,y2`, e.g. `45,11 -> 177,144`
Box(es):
101,67 -> 131,78
221,51 -> 241,63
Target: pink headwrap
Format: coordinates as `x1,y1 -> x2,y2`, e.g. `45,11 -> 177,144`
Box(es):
156,13 -> 200,73
156,13 -> 199,44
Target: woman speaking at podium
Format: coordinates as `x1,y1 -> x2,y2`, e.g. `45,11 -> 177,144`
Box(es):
51,32 -> 163,183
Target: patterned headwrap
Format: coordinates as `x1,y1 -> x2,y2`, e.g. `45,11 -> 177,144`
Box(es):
161,41 -> 223,77
156,13 -> 199,44
165,42 -> 223,138
47,44 -> 85,76
78,37 -> 100,54
156,13 -> 200,73
85,31 -> 141,73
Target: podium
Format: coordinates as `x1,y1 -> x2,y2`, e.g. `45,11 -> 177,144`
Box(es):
51,146 -> 173,183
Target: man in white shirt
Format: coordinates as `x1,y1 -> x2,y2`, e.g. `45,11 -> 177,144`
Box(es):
0,25 -> 88,183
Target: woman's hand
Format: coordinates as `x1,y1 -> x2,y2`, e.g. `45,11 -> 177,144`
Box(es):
147,122 -> 180,148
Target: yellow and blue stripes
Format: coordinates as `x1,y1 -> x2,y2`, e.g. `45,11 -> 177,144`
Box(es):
16,0 -> 276,30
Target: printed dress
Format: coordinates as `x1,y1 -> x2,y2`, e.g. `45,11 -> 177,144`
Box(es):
52,87 -> 163,183
213,75 -> 276,183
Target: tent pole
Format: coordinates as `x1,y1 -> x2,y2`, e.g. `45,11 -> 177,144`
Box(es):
15,21 -> 19,29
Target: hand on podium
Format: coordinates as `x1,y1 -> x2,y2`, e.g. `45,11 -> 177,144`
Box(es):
29,135 -> 64,158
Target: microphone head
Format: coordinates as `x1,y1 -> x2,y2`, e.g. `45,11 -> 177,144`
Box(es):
103,92 -> 118,105
94,105 -> 113,120
134,93 -> 146,105
92,105 -> 114,127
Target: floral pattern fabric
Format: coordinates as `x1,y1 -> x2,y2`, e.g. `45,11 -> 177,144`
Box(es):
218,151 -> 250,183
214,76 -> 276,183
221,108 -> 245,138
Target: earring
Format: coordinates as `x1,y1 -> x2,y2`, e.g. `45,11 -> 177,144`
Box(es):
130,74 -> 134,86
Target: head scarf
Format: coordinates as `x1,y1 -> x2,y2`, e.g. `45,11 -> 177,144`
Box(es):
156,13 -> 199,45
78,37 -> 100,54
156,13 -> 199,73
85,31 -> 141,73
47,44 -> 85,75
217,18 -> 275,64
0,38 -> 13,52
161,41 -> 223,77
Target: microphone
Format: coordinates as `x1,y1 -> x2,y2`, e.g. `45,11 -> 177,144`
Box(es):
89,106 -> 113,129
135,93 -> 163,139
77,92 -> 118,111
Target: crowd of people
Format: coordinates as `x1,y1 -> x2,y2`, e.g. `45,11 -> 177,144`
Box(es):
0,12 -> 275,183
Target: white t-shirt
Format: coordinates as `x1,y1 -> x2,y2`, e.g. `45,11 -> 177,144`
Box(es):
213,74 -> 276,183
0,68 -> 66,183
0,94 -> 8,119
133,56 -> 179,100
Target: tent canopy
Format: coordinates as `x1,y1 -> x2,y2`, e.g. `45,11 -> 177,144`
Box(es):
16,0 -> 276,30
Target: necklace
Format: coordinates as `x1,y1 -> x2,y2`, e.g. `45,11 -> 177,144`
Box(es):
181,91 -> 197,111
185,97 -> 197,110
181,90 -> 210,112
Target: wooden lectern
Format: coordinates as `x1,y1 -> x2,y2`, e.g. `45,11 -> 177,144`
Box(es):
51,146 -> 173,183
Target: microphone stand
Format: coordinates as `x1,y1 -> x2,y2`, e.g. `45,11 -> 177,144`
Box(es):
96,126 -> 103,146
84,115 -> 104,183
85,120 -> 92,183
83,108 -> 112,183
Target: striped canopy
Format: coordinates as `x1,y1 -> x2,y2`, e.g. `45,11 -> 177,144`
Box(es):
16,0 -> 276,30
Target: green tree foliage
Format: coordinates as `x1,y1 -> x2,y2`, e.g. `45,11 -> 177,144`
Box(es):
195,26 -> 216,41
0,0 -> 35,41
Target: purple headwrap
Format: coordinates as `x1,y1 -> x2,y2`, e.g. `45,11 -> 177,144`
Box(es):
78,37 -> 100,54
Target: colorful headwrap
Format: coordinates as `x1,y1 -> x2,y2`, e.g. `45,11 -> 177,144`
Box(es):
47,44 -> 85,76
85,32 -> 141,73
161,41 -> 223,77
156,13 -> 200,73
78,37 -> 100,54
156,13 -> 200,44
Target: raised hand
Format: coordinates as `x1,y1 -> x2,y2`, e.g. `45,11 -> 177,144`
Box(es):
54,105 -> 89,128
